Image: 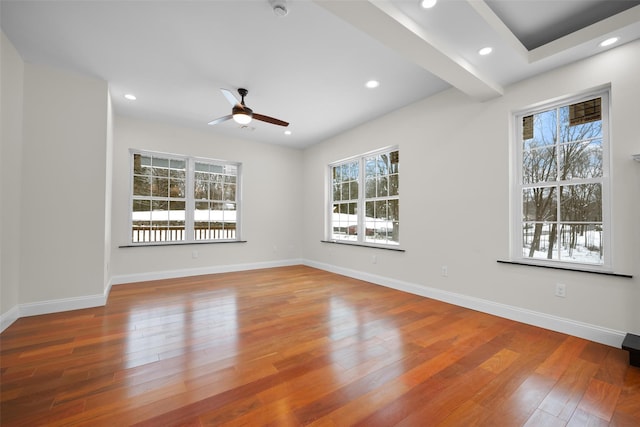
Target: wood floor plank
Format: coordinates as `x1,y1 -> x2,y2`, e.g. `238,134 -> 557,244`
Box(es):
1,265 -> 636,426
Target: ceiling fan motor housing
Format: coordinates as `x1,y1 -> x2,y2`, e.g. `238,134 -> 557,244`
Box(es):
233,104 -> 253,117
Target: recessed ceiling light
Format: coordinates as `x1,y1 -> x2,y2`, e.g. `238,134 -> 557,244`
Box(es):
284,130 -> 292,135
599,37 -> 619,47
124,94 -> 137,101
478,47 -> 493,56
420,0 -> 437,9
365,80 -> 380,89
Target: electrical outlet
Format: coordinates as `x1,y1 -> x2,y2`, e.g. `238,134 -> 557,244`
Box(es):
555,283 -> 566,298
372,255 -> 377,264
441,265 -> 448,277
192,250 -> 199,259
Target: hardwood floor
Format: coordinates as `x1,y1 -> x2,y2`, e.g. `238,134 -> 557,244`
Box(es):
1,265 -> 638,426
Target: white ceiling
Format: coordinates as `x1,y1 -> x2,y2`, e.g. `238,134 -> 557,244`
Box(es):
2,0 -> 639,149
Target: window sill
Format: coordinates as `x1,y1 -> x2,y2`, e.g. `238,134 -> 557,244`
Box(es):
497,259 -> 632,278
321,240 -> 405,252
119,240 -> 247,248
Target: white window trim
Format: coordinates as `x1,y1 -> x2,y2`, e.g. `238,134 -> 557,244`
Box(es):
128,149 -> 242,245
510,87 -> 612,272
326,146 -> 401,250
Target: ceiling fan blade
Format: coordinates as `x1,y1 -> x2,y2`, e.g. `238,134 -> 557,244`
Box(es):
208,114 -> 233,125
253,113 -> 289,127
221,88 -> 240,106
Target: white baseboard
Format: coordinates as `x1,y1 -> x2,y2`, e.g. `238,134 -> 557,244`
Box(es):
2,258 -> 627,348
1,259 -> 302,333
0,293 -> 107,333
0,305 -> 20,333
19,293 -> 107,318
110,258 -> 304,286
303,259 -> 626,348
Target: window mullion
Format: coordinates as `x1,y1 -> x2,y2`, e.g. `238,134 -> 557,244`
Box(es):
185,158 -> 195,242
358,157 -> 365,242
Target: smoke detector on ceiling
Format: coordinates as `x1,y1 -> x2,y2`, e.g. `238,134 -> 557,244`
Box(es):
269,0 -> 288,17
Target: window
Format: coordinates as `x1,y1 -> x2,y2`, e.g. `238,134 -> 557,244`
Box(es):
513,89 -> 610,268
131,150 -> 241,244
329,147 -> 399,246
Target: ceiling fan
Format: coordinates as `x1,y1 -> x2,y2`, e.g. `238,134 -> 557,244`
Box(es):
208,88 -> 289,127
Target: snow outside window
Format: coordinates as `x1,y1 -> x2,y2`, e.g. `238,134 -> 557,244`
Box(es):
130,150 -> 241,244
513,89 -> 611,269
329,147 -> 399,247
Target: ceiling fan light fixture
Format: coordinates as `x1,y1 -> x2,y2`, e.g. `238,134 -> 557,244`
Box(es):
233,112 -> 253,125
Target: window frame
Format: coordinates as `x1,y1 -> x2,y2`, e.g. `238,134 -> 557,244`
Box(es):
129,149 -> 242,245
511,88 -> 612,271
327,146 -> 400,249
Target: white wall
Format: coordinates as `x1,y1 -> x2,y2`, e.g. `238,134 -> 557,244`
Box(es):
110,116 -> 304,282
19,62 -> 110,307
302,40 -> 640,340
0,31 -> 24,324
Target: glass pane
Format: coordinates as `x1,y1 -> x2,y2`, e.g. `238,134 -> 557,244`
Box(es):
152,177 -> 169,197
365,201 -> 375,218
388,199 -> 399,221
133,175 -> 151,196
376,177 -> 388,197
224,183 -> 236,201
389,174 -> 399,196
134,154 -> 151,175
341,182 -> 350,200
194,179 -> 207,199
195,162 -> 209,172
132,199 -> 150,213
559,140 -> 602,180
556,223 -> 603,264
349,161 -> 359,180
341,164 -> 350,182
375,200 -> 388,219
169,178 -> 185,198
169,200 -> 185,211
333,165 -> 340,182
333,183 -> 341,202
390,150 -> 399,174
195,201 -> 209,212
523,109 -> 556,150
365,177 -> 376,198
523,146 -> 556,184
170,168 -> 185,180
522,187 -> 557,222
560,105 -> 602,143
390,222 -> 399,243
377,154 -> 389,175
152,164 -> 169,178
560,184 -> 602,222
365,157 -> 376,178
211,181 -> 223,200
170,159 -> 185,171
522,222 -> 559,261
349,181 -> 358,199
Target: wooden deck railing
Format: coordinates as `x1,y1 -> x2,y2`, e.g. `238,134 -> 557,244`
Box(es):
132,225 -> 236,243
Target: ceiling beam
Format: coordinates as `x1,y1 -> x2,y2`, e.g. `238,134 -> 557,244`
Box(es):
466,0 -> 529,61
314,0 -> 503,101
